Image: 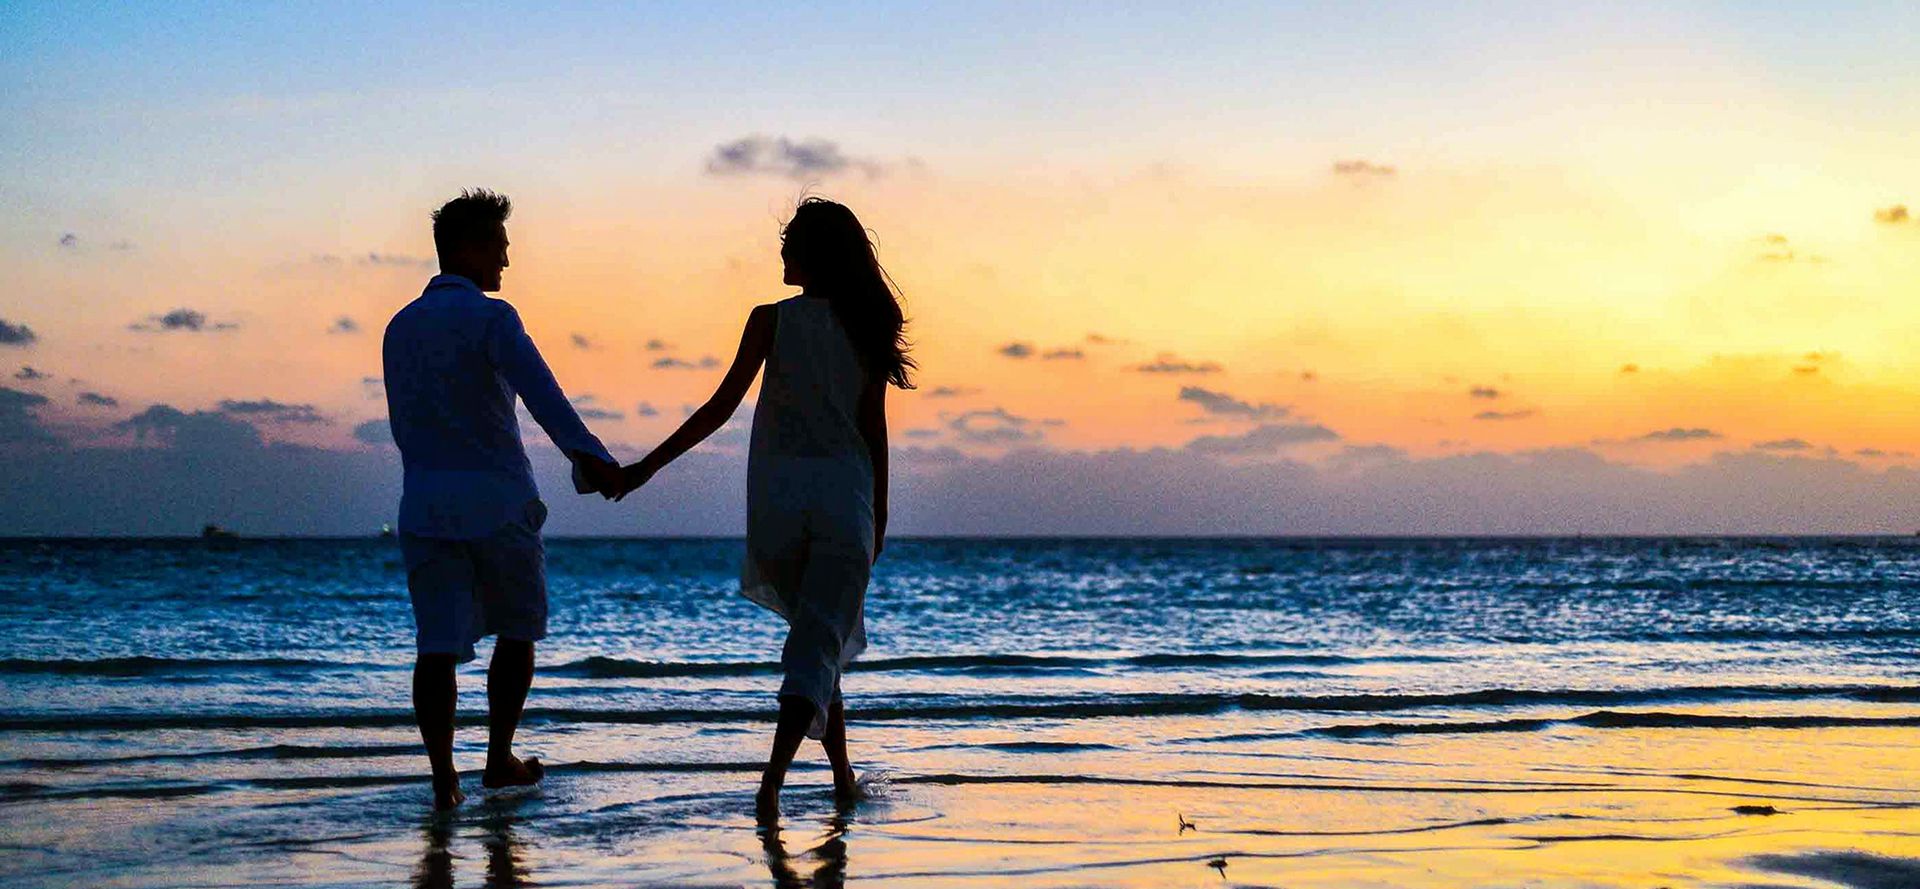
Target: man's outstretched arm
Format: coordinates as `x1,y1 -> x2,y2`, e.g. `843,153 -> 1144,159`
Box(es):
489,305 -> 622,494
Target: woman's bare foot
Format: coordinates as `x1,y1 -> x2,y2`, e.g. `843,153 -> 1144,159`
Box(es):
756,781 -> 782,824
833,767 -> 865,805
432,774 -> 466,811
482,754 -> 544,789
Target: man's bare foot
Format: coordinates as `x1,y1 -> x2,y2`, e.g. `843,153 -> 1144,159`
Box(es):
755,783 -> 781,824
481,754 -> 544,789
432,774 -> 466,811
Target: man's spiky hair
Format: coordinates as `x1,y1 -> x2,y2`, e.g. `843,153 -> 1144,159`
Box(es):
431,188 -> 512,258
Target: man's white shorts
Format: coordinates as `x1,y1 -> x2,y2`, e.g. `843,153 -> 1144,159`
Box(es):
400,499 -> 548,663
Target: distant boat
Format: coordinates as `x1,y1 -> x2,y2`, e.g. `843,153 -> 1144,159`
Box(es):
201,524 -> 239,540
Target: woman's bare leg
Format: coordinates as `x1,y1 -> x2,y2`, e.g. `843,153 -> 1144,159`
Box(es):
820,698 -> 858,801
757,695 -> 815,822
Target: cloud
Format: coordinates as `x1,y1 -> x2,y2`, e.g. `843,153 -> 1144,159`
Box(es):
635,402 -> 660,417
948,408 -> 1046,444
1875,204 -> 1910,225
328,316 -> 359,334
0,319 -> 37,347
1640,427 -> 1722,442
1085,333 -> 1124,345
997,342 -> 1034,359
360,252 -> 434,268
1134,353 -> 1222,374
1619,363 -> 1640,374
1469,386 -> 1501,399
131,308 -> 238,333
361,377 -> 384,400
1753,233 -> 1828,264
704,135 -> 882,179
1754,438 -> 1811,451
1332,160 -> 1396,178
14,366 -> 48,382
217,398 -> 327,424
577,406 -> 623,420
570,333 -> 594,350
8,416 -> 1920,536
1473,410 -> 1537,421
0,386 -> 57,444
58,233 -> 78,248
1299,371 -> 1318,382
1041,348 -> 1085,360
1185,422 -> 1340,455
926,386 -> 978,398
1177,386 -> 1290,421
653,356 -> 721,370
903,428 -> 942,439
352,419 -> 392,445
77,392 -> 118,408
1327,444 -> 1409,467
643,339 -> 670,352
118,404 -> 264,451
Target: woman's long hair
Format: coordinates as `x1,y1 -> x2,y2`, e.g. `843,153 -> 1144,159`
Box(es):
781,198 -> 916,389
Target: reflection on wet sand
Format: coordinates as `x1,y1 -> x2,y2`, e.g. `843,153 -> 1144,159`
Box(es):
412,821 -> 453,889
762,808 -> 851,889
410,805 -> 531,889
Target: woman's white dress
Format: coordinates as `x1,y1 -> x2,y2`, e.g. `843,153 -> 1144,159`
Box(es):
741,296 -> 875,738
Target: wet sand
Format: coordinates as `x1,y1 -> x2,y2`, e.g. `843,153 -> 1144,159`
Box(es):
5,720 -> 1918,887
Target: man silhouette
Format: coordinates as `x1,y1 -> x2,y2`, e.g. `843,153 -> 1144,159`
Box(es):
383,188 -> 623,809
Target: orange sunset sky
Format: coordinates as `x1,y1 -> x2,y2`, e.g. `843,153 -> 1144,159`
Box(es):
5,3 -> 1920,534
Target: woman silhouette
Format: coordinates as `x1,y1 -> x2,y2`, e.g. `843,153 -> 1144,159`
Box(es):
616,198 -> 913,820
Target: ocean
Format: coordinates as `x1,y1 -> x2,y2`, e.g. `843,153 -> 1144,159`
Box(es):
3,537 -> 1918,887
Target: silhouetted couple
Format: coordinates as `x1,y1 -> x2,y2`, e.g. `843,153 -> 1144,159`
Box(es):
383,190 -> 910,819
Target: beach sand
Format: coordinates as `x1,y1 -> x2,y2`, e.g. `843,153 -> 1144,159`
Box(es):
5,718 -> 1918,887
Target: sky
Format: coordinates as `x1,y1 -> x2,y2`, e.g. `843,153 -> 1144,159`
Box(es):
4,2 -> 1920,535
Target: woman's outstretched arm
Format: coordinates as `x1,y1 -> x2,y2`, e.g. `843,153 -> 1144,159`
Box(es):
616,305 -> 776,499
856,375 -> 888,560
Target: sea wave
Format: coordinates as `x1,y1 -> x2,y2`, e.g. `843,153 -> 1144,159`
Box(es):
5,682 -> 1915,732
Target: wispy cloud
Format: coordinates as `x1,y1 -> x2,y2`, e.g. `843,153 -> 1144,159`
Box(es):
1331,159 -> 1396,178
14,366 -> 48,382
1185,422 -> 1339,455
1754,437 -> 1812,451
1473,409 -> 1536,421
1874,204 -> 1910,225
926,386 -> 978,398
704,135 -> 883,179
218,398 -> 327,424
947,407 -> 1047,444
0,319 -> 37,347
1469,386 -> 1501,399
77,391 -> 118,408
997,342 -> 1034,359
1134,353 -> 1222,374
328,316 -> 360,334
1178,386 -> 1289,420
1041,348 -> 1085,360
131,308 -> 238,333
571,333 -> 594,350
653,356 -> 721,370
1639,427 -> 1721,442
635,402 -> 660,417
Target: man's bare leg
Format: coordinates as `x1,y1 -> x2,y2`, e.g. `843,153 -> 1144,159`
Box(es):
482,638 -> 543,788
413,653 -> 464,810
820,699 -> 860,803
756,695 -> 814,822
